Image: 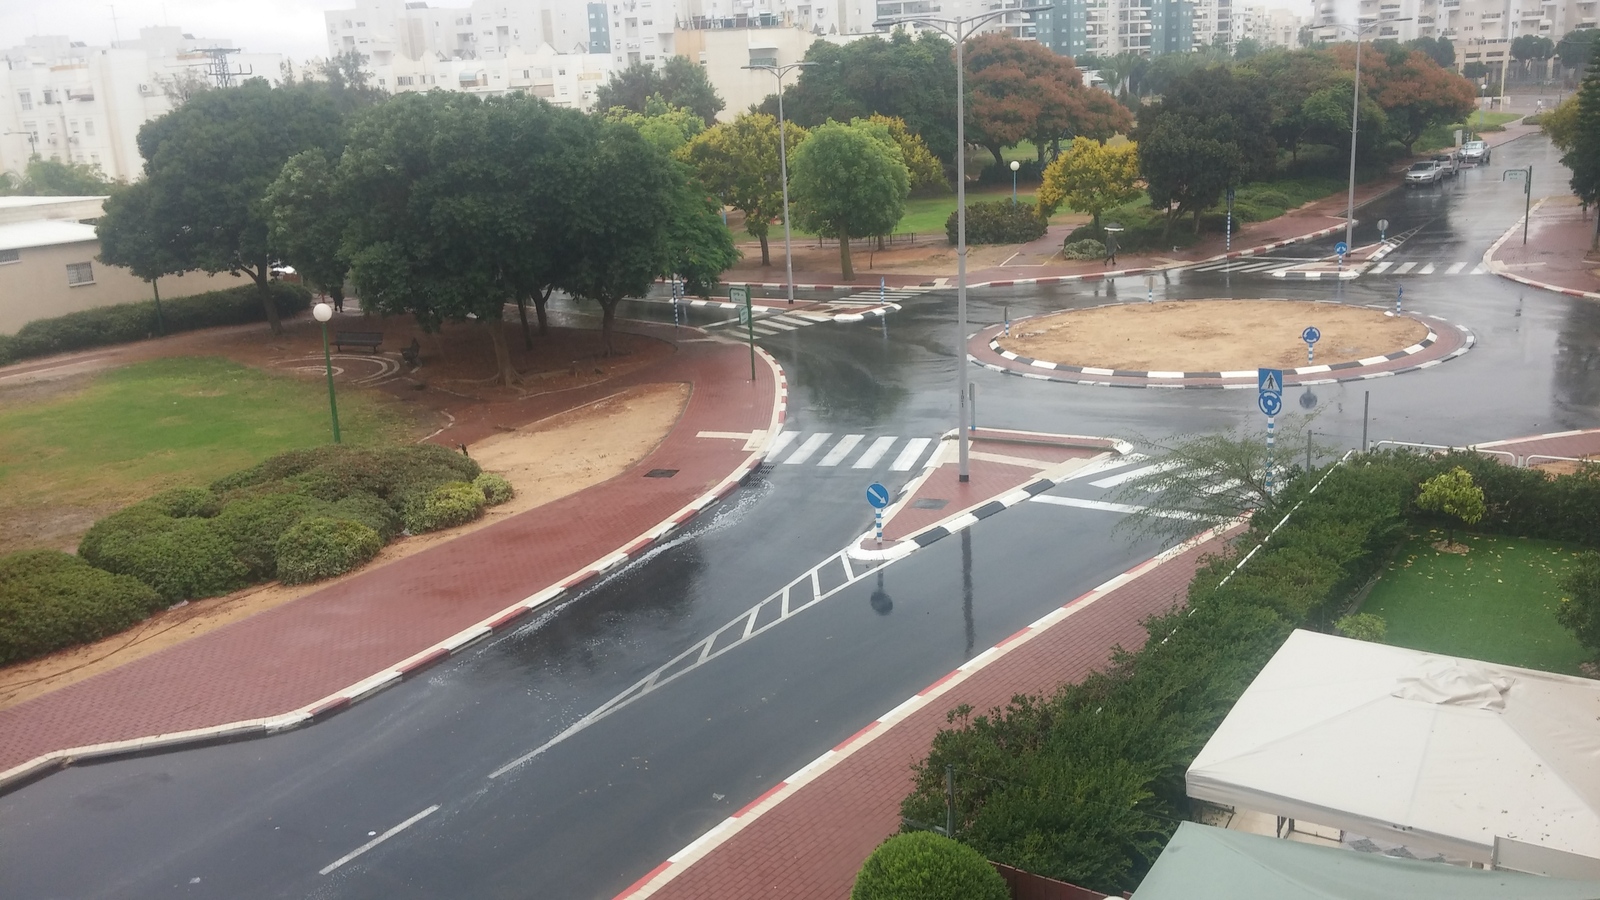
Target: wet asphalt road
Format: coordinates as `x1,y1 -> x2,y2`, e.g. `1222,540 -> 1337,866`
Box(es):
5,134 -> 1598,900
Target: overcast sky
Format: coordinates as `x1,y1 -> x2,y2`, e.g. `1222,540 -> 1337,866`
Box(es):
0,0 -> 350,63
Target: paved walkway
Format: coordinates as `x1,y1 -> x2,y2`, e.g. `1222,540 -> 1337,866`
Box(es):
0,326 -> 784,786
1487,195 -> 1600,300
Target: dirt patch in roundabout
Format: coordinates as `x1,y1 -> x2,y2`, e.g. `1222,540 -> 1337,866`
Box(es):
998,300 -> 1429,373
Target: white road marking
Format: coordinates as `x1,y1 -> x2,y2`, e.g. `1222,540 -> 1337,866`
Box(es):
1394,261 -> 1417,274
759,319 -> 799,331
1471,264 -> 1486,274
764,431 -> 799,460
889,437 -> 932,471
1445,261 -> 1466,274
782,432 -> 832,464
771,315 -> 813,327
1088,460 -> 1180,489
817,434 -> 864,467
1370,261 -> 1393,274
319,805 -> 439,875
852,436 -> 898,469
1028,495 -> 1193,518
1418,262 -> 1436,275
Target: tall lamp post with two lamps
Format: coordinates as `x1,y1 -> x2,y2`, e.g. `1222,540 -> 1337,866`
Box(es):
874,4 -> 1048,483
312,301 -> 343,444
743,60 -> 814,307
1323,17 -> 1412,250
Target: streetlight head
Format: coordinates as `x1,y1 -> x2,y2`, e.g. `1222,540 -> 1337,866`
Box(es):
313,302 -> 333,323
1010,160 -> 1020,171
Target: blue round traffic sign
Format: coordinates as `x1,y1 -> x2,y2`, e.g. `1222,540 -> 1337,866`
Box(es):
1258,392 -> 1283,417
1302,326 -> 1321,345
1334,241 -> 1349,256
866,483 -> 890,509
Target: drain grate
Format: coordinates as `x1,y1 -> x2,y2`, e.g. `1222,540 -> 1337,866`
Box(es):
644,469 -> 679,478
913,498 -> 948,510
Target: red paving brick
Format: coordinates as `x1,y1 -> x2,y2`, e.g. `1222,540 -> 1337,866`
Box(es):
1488,196 -> 1600,298
0,333 -> 778,775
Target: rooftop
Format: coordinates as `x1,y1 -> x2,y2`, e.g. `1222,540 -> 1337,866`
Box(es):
0,219 -> 99,252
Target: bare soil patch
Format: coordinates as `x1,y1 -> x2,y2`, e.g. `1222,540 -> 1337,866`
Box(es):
998,300 -> 1429,372
0,381 -> 689,711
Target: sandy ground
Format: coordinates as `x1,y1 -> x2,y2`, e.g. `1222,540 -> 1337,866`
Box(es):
0,382 -> 688,712
998,300 -> 1429,372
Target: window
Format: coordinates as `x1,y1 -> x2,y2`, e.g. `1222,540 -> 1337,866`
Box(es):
18,91 -> 31,110
84,119 -> 94,137
66,262 -> 94,285
0,249 -> 19,265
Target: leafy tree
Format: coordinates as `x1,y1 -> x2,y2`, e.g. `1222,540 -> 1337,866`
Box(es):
1462,61 -> 1490,81
1512,34 -> 1556,68
788,120 -> 910,280
1345,45 -> 1475,153
603,95 -> 704,154
1234,37 -> 1263,60
593,56 -> 724,125
1406,35 -> 1456,69
1334,612 -> 1387,642
773,32 -> 958,163
861,114 -> 946,193
665,174 -> 740,297
262,149 -> 350,308
101,80 -> 345,335
964,34 -> 1131,168
1414,466 -> 1485,546
1561,56 -> 1600,245
1557,551 -> 1600,658
95,179 -> 183,334
850,832 -> 1009,900
1299,79 -> 1388,158
1243,49 -> 1343,161
1543,93 -> 1581,151
1036,137 -> 1140,235
0,157 -> 117,196
1557,28 -> 1599,74
679,112 -> 808,266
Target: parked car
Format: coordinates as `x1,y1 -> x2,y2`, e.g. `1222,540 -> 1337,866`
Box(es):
1404,160 -> 1443,186
1458,140 -> 1491,164
1431,153 -> 1459,177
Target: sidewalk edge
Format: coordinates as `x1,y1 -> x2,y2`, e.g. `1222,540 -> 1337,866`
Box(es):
0,347 -> 789,792
1485,197 -> 1600,301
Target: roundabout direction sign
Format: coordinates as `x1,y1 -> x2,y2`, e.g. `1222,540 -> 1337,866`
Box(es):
1302,325 -> 1321,364
1334,241 -> 1348,256
1258,391 -> 1283,417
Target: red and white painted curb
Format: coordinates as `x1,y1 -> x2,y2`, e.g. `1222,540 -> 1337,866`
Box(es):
612,523 -> 1230,900
1484,198 -> 1600,301
0,350 -> 791,791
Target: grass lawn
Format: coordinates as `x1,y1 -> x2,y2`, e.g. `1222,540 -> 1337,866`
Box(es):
785,185 -> 1046,239
1362,531 -> 1591,675
0,356 -> 424,517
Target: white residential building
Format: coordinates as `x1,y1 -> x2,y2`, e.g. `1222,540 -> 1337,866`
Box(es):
1234,5 -> 1304,47
0,28 -> 282,183
1317,0 -> 1594,45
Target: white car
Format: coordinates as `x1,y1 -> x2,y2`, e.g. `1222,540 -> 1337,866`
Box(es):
1404,161 -> 1443,187
1458,140 -> 1491,164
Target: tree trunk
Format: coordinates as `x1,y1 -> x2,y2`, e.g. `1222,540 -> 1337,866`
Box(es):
1092,211 -> 1101,237
1193,207 -> 1202,234
987,145 -> 1005,170
838,233 -> 854,281
876,234 -> 886,251
599,299 -> 618,356
485,318 -> 519,386
758,231 -> 771,266
1162,205 -> 1177,241
253,268 -> 282,336
534,285 -> 553,336
515,292 -> 533,350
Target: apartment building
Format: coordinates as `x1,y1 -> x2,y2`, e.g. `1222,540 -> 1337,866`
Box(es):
0,28 -> 281,183
1233,5 -> 1304,48
1037,0 -> 1196,58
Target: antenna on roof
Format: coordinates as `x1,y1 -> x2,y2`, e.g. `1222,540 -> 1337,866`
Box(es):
191,47 -> 252,87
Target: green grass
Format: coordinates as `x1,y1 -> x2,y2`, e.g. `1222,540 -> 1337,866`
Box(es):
1417,111 -> 1522,153
0,356 -> 423,516
785,185 -> 1045,239
1362,531 -> 1591,675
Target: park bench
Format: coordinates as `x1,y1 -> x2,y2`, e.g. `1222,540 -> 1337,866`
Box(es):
334,331 -> 383,353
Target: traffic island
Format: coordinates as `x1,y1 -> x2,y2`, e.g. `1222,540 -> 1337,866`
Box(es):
848,428 -> 1133,562
969,298 -> 1474,389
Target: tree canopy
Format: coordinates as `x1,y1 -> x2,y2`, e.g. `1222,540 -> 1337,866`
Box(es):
262,149 -> 350,306
0,157 -> 118,196
603,95 -> 706,154
788,120 -> 910,280
964,34 -> 1133,168
1560,56 -> 1600,235
1037,137 -> 1140,233
679,111 -> 808,266
593,56 -> 724,125
1333,43 -> 1474,153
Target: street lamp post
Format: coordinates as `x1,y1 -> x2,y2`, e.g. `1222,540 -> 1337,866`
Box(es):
312,301 -> 342,443
1009,159 -> 1020,204
1324,18 -> 1411,250
3,130 -> 39,162
875,4 -> 1048,483
744,61 -> 814,306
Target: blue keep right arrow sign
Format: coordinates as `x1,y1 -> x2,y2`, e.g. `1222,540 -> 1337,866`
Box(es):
866,483 -> 890,509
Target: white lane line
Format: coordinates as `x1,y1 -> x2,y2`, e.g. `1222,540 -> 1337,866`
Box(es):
1029,495 -> 1195,519
1088,460 -> 1179,489
771,315 -> 813,327
759,320 -> 799,331
1058,453 -> 1148,482
889,437 -> 932,471
852,436 -> 897,469
765,431 -> 799,460
1418,262 -> 1436,275
817,434 -> 864,467
1471,264 -> 1487,274
750,324 -> 782,336
1394,261 -> 1417,274
1191,261 -> 1234,272
319,805 -> 440,875
1445,261 -> 1466,275
1370,261 -> 1393,274
782,433 -> 832,465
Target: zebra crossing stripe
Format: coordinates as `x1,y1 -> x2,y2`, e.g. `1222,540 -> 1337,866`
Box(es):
783,433 -> 832,464
890,438 -> 932,471
1088,460 -> 1180,488
1394,262 -> 1417,274
1371,261 -> 1393,274
1418,262 -> 1436,275
771,315 -> 813,327
760,319 -> 800,331
1445,262 -> 1466,275
817,434 -> 865,467
765,431 -> 799,459
852,436 -> 897,469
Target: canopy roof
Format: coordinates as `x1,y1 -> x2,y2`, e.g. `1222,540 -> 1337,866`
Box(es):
1186,630 -> 1600,863
1132,823 -> 1600,900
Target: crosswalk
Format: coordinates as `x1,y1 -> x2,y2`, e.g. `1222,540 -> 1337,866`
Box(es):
765,431 -> 936,472
1366,260 -> 1486,276
1186,257 -> 1317,275
705,286 -> 931,339
707,310 -> 834,338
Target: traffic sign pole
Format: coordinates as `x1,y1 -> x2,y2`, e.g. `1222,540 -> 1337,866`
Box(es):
731,285 -> 755,381
1266,415 -> 1276,496
1396,284 -> 1403,316
1257,368 -> 1284,498
866,482 -> 890,544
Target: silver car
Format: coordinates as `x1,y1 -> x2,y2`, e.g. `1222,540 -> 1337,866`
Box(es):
1458,140 -> 1491,164
1404,160 -> 1443,186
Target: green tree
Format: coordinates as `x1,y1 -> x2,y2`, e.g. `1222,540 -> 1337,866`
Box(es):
1243,49 -> 1344,162
1543,93 -> 1581,151
1406,35 -> 1456,69
1346,45 -> 1475,153
1414,466 -> 1486,546
679,112 -> 808,266
95,179 -> 183,334
1562,56 -> 1600,242
603,94 -> 705,154
593,56 -> 724,125
1334,612 -> 1388,642
861,114 -> 946,193
788,120 -> 910,280
1234,37 -> 1263,59
0,157 -> 117,196
1557,28 -> 1599,75
262,149 -> 349,309
1036,137 -> 1140,234
1557,551 -> 1600,658
101,80 -> 345,335
851,832 -> 1009,900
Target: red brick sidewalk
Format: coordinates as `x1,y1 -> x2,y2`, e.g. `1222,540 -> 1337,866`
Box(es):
1487,195 -> 1600,299
0,331 -> 782,784
621,525 -> 1233,900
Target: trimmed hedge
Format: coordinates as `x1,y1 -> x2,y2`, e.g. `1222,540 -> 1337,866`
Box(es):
213,493 -> 336,580
852,832 -> 1009,900
0,550 -> 163,665
946,201 -> 1048,246
276,517 -> 384,585
403,481 -> 487,534
0,282 -> 311,365
1061,238 -> 1105,260
76,505 -> 247,604
474,472 -> 514,506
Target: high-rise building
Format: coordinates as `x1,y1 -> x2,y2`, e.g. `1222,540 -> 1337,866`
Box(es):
1038,0 -> 1195,58
1233,6 -> 1304,48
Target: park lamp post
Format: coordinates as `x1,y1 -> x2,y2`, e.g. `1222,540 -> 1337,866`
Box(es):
1322,17 -> 1411,250
1010,159 -> 1021,204
874,3 -> 1049,483
312,301 -> 343,444
743,60 -> 814,306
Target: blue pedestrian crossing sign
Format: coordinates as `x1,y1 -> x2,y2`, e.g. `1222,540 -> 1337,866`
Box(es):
1259,392 -> 1283,416
1335,241 -> 1349,256
1258,368 -> 1283,396
866,482 -> 890,509
1302,326 -> 1321,345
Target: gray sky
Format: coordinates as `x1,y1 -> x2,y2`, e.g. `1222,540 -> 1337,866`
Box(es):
0,0 -> 348,63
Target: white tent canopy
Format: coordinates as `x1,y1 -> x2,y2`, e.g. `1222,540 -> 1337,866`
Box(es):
1186,630 -> 1600,865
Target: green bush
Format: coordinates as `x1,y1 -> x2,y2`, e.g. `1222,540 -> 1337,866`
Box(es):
1061,238 -> 1105,260
0,550 -> 164,665
146,486 -> 222,518
947,200 -> 1048,246
403,481 -> 487,534
331,492 -> 403,541
474,472 -> 514,506
0,282 -> 311,366
213,444 -> 479,505
212,493 -> 335,580
1334,612 -> 1388,641
275,517 -> 384,585
80,512 -> 247,603
1558,551 -> 1600,657
851,832 -> 1009,900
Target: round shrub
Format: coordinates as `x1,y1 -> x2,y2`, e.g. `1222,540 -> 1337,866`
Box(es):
947,200 -> 1048,246
212,494 -> 335,580
1061,238 -> 1105,260
78,502 -> 175,566
1334,612 -> 1387,642
275,517 -> 384,585
332,492 -> 403,542
83,515 -> 247,603
402,481 -> 487,534
146,486 -> 221,518
0,550 -> 164,665
474,473 -> 514,506
851,832 -> 1009,900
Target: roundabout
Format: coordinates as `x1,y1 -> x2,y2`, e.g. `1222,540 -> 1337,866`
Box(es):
969,299 -> 1475,389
